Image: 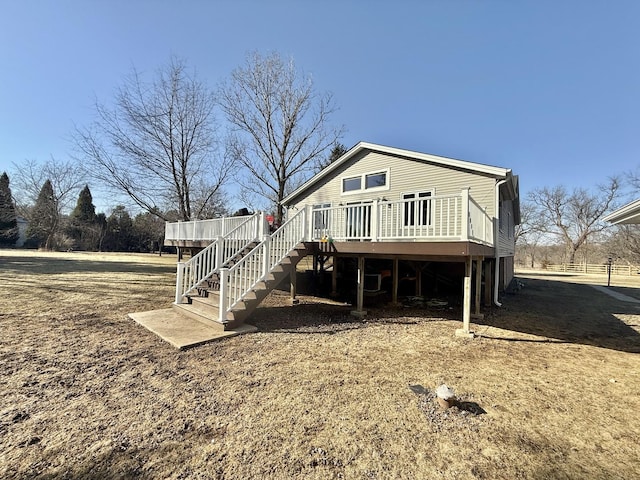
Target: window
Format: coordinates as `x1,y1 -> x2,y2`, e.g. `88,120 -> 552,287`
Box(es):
403,191 -> 433,227
365,172 -> 386,189
342,176 -> 361,192
341,169 -> 389,194
313,203 -> 331,229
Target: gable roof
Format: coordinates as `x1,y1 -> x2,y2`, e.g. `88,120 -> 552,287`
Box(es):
282,141 -> 513,206
603,199 -> 640,225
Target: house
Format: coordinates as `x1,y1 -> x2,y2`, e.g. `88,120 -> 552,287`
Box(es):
603,199 -> 640,225
161,142 -> 520,339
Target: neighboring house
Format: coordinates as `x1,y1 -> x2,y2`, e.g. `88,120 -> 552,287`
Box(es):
603,199 -> 640,225
160,142 -> 520,338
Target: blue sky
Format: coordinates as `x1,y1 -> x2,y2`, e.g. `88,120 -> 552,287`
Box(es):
1,0 -> 638,212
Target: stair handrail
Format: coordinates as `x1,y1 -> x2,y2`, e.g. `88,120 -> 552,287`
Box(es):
174,212 -> 265,303
218,208 -> 307,321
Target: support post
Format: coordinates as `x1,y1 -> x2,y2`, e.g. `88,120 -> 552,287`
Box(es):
351,256 -> 367,317
484,260 -> 493,306
392,257 -> 399,305
473,257 -> 483,319
456,257 -> 475,338
290,267 -> 298,304
331,255 -> 338,297
415,262 -> 423,296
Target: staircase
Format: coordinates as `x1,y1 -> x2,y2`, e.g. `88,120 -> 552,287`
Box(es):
172,209 -> 308,331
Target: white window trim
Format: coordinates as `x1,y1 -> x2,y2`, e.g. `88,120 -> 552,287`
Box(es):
341,168 -> 390,196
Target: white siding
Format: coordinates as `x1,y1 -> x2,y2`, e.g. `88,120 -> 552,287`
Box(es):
498,199 -> 516,256
288,150 -> 498,217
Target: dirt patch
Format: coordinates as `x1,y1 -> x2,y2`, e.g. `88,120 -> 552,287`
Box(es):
1,251 -> 639,479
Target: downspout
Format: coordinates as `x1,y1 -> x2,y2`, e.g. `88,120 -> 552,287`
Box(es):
493,179 -> 507,307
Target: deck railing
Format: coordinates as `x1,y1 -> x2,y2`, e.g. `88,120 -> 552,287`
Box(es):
168,189 -> 495,251
468,196 -> 494,245
218,208 -> 307,322
165,215 -> 268,242
309,189 -> 494,245
174,213 -> 264,303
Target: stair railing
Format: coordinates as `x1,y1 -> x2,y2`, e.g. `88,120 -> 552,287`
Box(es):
218,208 -> 307,322
174,212 -> 266,303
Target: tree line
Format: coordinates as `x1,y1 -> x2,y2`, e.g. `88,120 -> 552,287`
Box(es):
516,178 -> 640,267
0,171 -> 164,252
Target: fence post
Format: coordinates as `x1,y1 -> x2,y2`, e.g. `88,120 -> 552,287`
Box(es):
218,267 -> 229,322
461,188 -> 470,240
175,262 -> 185,304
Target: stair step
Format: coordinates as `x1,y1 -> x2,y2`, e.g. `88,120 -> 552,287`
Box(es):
172,303 -> 227,331
178,240 -> 309,330
189,292 -> 220,309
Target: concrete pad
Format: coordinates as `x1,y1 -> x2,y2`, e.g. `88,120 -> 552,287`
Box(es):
455,328 -> 476,338
129,308 -> 257,350
590,285 -> 640,304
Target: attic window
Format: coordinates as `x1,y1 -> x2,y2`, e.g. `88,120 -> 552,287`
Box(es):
341,169 -> 389,194
343,176 -> 361,192
365,172 -> 386,188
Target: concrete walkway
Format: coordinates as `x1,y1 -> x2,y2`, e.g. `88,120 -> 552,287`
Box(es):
129,309 -> 257,349
590,285 -> 640,304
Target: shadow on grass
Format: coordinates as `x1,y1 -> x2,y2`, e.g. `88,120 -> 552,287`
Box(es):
0,255 -> 174,275
478,275 -> 640,354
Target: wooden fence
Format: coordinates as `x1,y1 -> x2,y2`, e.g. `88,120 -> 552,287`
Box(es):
544,264 -> 640,276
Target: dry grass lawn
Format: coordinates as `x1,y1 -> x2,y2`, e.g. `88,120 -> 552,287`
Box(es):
1,249 -> 639,479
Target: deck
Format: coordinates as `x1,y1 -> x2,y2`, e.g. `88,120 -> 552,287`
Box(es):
164,190 -> 496,257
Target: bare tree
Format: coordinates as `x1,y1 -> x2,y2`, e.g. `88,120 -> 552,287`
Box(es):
11,157 -> 85,219
73,57 -> 232,221
218,51 -> 344,223
604,225 -> 640,264
528,178 -> 620,264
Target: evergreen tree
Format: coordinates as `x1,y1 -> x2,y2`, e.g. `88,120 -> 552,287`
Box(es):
317,142 -> 348,172
103,205 -> 134,251
132,211 -> 165,253
0,172 -> 19,247
71,185 -> 96,223
67,185 -> 98,250
26,179 -> 58,249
